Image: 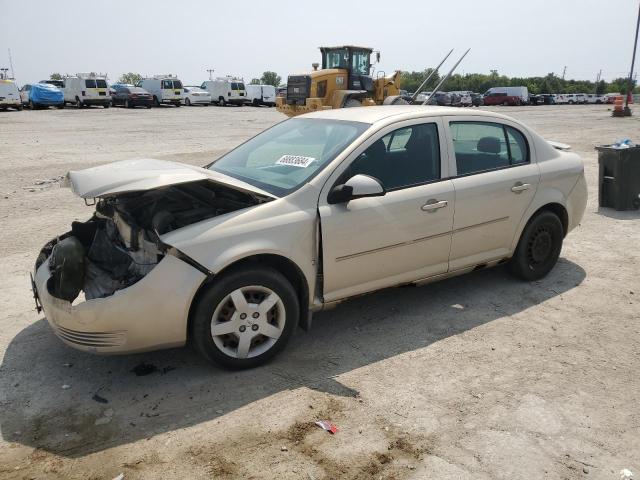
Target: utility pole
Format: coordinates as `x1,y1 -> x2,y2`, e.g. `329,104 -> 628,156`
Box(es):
595,69 -> 602,94
8,48 -> 15,79
206,69 -> 215,80
623,0 -> 640,115
562,66 -> 567,80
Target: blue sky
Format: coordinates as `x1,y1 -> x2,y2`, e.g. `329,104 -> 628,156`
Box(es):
0,0 -> 638,86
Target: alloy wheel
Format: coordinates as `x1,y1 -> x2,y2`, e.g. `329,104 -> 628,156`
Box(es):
210,286 -> 285,359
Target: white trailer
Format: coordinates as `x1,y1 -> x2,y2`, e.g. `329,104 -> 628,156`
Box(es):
200,77 -> 247,106
62,73 -> 111,108
138,75 -> 184,107
245,84 -> 276,107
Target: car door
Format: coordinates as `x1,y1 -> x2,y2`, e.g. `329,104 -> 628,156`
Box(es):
20,85 -> 30,104
319,119 -> 455,303
445,117 -> 540,271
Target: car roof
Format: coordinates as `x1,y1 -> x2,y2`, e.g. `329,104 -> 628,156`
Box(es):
300,105 -> 516,125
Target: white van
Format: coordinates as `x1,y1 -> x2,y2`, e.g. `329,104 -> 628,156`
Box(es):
62,73 -> 111,108
200,77 -> 247,106
138,75 -> 184,107
0,78 -> 22,111
245,84 -> 276,107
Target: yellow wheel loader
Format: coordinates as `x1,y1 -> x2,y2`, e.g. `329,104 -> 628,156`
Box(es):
276,46 -> 408,117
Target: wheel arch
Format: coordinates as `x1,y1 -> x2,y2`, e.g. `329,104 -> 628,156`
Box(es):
511,201 -> 569,255
186,253 -> 311,342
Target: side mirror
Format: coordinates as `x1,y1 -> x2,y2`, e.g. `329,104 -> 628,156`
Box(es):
327,174 -> 385,204
376,52 -> 381,63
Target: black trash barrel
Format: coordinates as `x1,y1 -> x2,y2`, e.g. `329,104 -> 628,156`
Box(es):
595,145 -> 640,210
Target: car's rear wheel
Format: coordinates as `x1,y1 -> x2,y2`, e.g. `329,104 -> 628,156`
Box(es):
191,267 -> 299,369
185,97 -> 191,106
153,96 -> 160,107
218,97 -> 226,106
508,211 -> 563,281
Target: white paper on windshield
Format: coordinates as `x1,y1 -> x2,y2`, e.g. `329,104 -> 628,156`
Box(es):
276,155 -> 316,168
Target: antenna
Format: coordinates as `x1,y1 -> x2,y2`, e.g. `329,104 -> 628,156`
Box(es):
410,49 -> 454,103
207,69 -> 215,80
422,49 -> 471,105
8,48 -> 15,79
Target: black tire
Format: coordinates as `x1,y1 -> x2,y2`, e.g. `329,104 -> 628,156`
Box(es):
153,96 -> 160,107
75,97 -> 82,108
252,98 -> 260,107
185,97 -> 191,106
56,103 -> 65,109
508,211 -> 564,281
103,102 -> 109,109
191,267 -> 299,369
174,101 -> 180,107
17,104 -> 23,111
218,97 -> 226,106
146,104 -> 152,109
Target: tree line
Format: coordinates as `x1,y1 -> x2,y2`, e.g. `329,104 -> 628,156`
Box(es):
399,70 -> 638,95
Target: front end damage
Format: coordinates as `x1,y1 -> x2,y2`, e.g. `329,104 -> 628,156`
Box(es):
33,176 -> 271,353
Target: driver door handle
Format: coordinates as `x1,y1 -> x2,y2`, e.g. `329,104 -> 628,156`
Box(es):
511,182 -> 531,193
421,199 -> 448,212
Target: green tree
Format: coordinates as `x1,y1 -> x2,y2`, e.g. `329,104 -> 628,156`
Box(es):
259,71 -> 281,87
118,72 -> 143,85
50,73 -> 63,80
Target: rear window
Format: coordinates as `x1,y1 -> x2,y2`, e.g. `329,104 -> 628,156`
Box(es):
231,82 -> 245,90
85,79 -> 97,88
161,80 -> 173,89
173,80 -> 183,89
96,79 -> 107,88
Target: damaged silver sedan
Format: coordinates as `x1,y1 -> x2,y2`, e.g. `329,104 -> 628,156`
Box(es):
33,106 -> 587,368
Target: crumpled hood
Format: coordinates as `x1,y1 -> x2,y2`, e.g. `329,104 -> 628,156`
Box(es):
63,158 -> 275,199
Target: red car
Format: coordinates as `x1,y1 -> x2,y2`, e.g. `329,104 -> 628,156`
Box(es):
482,92 -> 521,106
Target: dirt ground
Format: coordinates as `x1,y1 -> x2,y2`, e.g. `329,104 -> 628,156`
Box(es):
0,104 -> 638,480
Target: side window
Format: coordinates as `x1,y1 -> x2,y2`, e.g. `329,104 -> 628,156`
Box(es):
506,126 -> 528,164
348,123 -> 441,190
450,122 -> 529,176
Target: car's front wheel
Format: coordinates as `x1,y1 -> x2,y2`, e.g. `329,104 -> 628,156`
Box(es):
191,267 -> 299,369
508,211 -> 563,281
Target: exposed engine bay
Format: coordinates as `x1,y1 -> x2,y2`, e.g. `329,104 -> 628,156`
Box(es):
37,180 -> 268,303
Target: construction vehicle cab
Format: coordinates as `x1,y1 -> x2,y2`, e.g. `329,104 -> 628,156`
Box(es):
276,45 -> 403,117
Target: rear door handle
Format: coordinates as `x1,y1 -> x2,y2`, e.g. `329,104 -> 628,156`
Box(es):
511,182 -> 531,193
421,199 -> 448,212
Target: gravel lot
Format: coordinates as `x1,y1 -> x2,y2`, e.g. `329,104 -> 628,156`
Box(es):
0,104 -> 638,479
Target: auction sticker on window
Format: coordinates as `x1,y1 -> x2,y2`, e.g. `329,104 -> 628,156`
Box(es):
276,155 -> 316,168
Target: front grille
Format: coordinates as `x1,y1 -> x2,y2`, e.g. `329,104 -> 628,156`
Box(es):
286,75 -> 311,106
54,324 -> 126,348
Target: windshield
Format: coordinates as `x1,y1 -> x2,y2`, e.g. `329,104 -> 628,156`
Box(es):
351,50 -> 370,75
85,79 -> 97,88
324,49 -> 348,69
209,118 -> 369,196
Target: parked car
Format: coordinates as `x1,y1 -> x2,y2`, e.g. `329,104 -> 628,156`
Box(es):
538,94 -> 556,105
62,73 -> 111,108
183,86 -> 212,106
111,85 -> 153,108
565,94 -> 587,104
470,92 -> 483,107
246,84 -> 276,107
201,77 -> 247,106
485,86 -> 529,105
40,79 -> 64,89
276,86 -> 287,97
32,106 -> 587,369
138,75 -> 184,107
450,91 -> 472,107
585,94 -> 605,104
20,83 -> 65,109
482,91 -> 521,106
0,78 -> 23,111
554,94 -> 569,105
